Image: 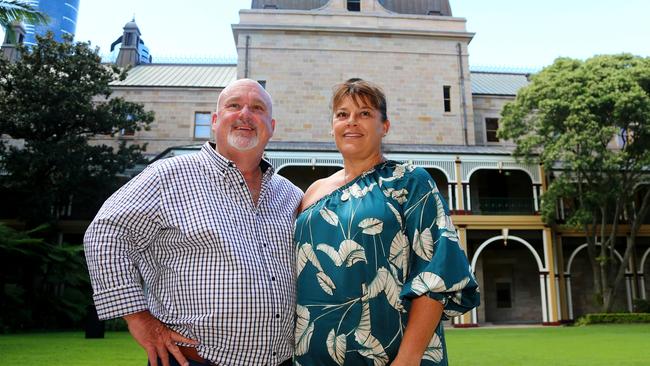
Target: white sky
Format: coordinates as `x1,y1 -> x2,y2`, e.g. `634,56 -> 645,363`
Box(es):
5,0 -> 650,68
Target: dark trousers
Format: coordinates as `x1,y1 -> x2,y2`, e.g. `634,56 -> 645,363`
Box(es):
148,355 -> 292,366
148,355 -> 209,366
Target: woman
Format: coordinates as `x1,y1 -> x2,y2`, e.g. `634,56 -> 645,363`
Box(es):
294,79 -> 480,365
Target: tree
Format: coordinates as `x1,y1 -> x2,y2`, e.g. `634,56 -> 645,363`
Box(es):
0,32 -> 154,226
1,0 -> 48,39
499,54 -> 650,312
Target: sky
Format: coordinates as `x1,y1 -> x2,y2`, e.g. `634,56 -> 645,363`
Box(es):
5,0 -> 650,69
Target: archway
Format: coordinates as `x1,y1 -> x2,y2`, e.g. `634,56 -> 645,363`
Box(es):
470,235 -> 546,324
276,165 -> 342,191
565,243 -> 631,319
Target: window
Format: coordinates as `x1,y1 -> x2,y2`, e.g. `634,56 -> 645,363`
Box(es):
194,112 -> 212,139
485,118 -> 500,142
496,282 -> 512,308
347,0 -> 361,11
120,114 -> 135,137
443,85 -> 451,112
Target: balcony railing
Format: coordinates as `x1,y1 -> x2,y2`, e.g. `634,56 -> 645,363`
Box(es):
474,197 -> 535,215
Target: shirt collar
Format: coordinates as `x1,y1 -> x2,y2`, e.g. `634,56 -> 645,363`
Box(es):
200,142 -> 274,175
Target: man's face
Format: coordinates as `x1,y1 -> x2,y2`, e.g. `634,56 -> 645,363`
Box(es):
212,80 -> 275,159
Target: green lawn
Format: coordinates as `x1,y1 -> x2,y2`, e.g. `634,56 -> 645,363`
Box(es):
0,325 -> 648,365
446,324 -> 650,366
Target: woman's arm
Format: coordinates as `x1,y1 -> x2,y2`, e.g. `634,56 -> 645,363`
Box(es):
392,296 -> 444,366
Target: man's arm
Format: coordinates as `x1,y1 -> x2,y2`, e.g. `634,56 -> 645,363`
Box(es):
84,165 -> 197,366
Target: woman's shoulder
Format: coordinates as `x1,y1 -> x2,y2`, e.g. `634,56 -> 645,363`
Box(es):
299,171 -> 344,212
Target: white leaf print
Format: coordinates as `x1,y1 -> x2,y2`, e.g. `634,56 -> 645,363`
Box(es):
411,272 -> 446,296
378,163 -> 406,186
444,309 -> 464,317
355,299 -> 389,366
389,231 -> 409,278
441,228 -> 459,242
297,243 -> 323,277
413,228 -> 434,261
317,240 -> 366,267
326,329 -> 347,366
447,277 -> 470,293
295,305 -> 314,356
317,271 -> 336,295
422,333 -> 444,363
365,268 -> 405,313
393,189 -> 408,203
359,218 -> 384,235
344,182 -> 377,199
366,268 -> 387,299
386,202 -> 403,227
319,207 -> 339,226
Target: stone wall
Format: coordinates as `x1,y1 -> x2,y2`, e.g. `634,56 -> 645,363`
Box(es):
92,87 -> 222,157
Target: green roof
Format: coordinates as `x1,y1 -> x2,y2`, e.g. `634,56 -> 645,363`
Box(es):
110,64 -> 237,88
470,71 -> 530,96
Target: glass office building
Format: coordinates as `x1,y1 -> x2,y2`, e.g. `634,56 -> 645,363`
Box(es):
23,0 -> 80,46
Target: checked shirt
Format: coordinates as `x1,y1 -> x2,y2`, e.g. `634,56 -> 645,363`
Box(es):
84,142 -> 303,366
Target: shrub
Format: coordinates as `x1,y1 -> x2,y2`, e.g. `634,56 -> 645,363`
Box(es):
575,313 -> 650,325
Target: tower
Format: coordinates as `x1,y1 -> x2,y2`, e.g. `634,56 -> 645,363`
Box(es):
1,21 -> 27,62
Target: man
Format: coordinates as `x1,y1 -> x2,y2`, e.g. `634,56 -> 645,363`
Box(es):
84,79 -> 303,366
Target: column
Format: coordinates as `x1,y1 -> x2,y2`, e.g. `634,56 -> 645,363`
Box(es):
455,158 -> 464,212
543,227 -> 559,323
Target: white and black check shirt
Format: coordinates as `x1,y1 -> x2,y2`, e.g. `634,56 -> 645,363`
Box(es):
84,142 -> 303,366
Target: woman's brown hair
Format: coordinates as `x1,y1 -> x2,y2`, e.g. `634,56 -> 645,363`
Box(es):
331,78 -> 388,121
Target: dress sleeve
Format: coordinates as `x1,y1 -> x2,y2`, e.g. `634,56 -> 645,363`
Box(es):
83,164 -> 163,320
399,168 -> 480,318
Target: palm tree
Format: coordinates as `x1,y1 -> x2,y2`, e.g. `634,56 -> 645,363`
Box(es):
1,0 -> 48,41
0,0 -> 48,26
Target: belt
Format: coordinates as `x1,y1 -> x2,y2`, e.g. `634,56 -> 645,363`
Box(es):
178,346 -> 292,366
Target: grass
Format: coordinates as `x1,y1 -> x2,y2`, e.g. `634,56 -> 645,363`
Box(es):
0,324 -> 648,365
446,324 -> 650,366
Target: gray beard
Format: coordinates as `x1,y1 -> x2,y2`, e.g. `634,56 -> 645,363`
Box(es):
227,132 -> 259,151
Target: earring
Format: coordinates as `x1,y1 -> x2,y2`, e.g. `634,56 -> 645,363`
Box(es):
329,130 -> 334,136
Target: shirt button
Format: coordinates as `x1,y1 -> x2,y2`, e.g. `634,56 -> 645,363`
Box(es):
271,276 -> 276,281
272,352 -> 277,356
275,314 -> 280,319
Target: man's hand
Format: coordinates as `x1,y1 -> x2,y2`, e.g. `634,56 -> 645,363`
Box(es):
124,311 -> 199,366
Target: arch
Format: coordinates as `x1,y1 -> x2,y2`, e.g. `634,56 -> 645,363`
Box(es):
465,166 -> 535,185
275,162 -> 343,174
422,166 -> 451,183
640,247 -> 650,273
470,235 -> 544,272
565,243 -> 628,275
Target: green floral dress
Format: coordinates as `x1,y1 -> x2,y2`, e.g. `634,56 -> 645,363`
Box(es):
294,161 -> 480,366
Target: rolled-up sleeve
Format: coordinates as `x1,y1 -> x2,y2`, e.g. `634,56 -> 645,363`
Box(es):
84,164 -> 162,320
399,169 -> 480,318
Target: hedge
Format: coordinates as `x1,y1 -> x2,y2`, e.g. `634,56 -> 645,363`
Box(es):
576,313 -> 650,325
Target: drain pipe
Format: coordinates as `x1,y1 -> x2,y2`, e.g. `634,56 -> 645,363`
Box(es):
244,35 -> 250,78
457,42 -> 469,146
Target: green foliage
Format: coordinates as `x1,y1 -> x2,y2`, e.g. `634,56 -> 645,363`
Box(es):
633,299 -> 650,313
500,54 -> 650,227
575,313 -> 650,325
0,0 -> 48,28
0,32 -> 154,225
0,223 -> 91,332
499,54 -> 650,312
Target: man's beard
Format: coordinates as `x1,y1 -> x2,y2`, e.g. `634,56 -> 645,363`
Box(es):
227,120 -> 259,151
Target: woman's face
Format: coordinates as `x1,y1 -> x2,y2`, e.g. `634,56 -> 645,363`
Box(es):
332,95 -> 389,161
